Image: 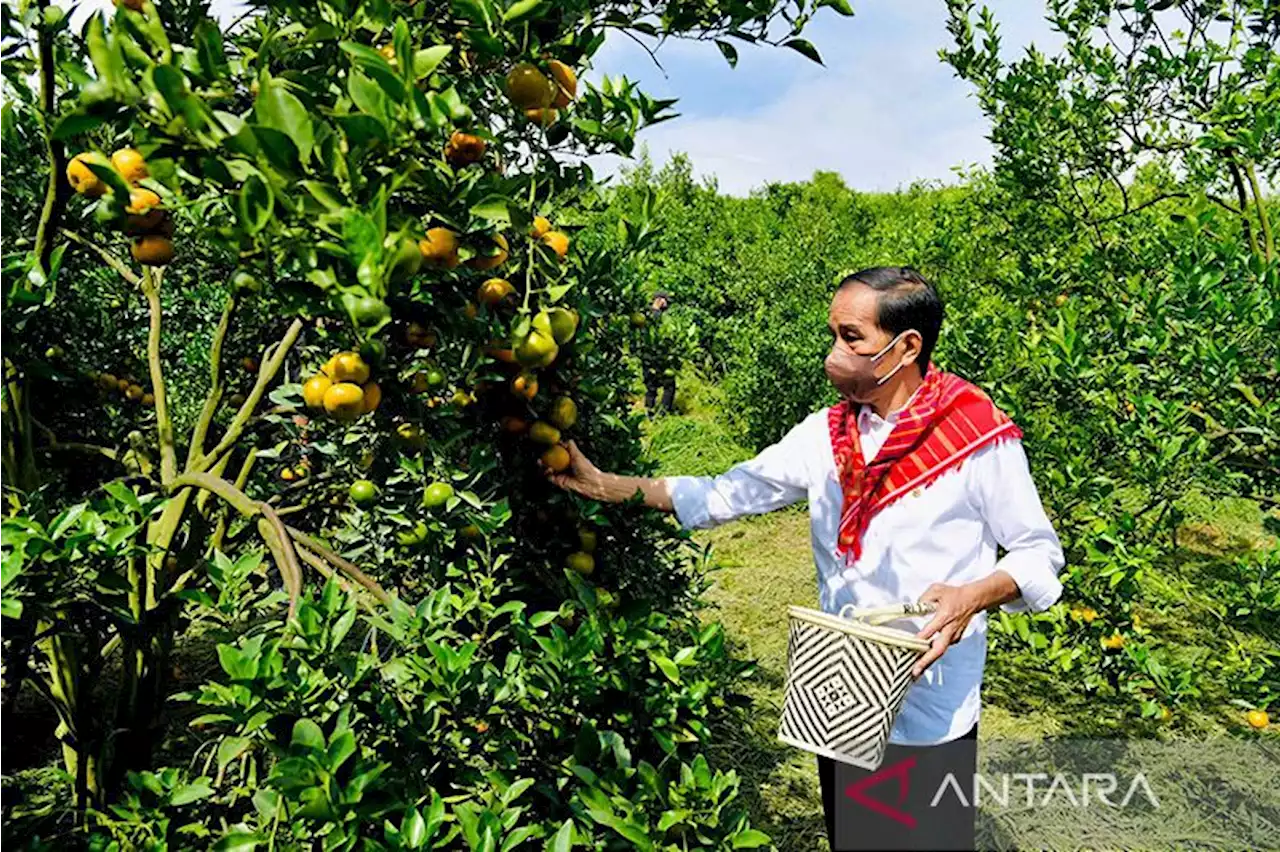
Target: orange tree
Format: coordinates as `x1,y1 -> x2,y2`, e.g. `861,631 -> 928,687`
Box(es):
0,0 -> 853,847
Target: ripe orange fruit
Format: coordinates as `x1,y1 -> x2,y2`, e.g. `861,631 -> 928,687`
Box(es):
466,233 -> 509,270
66,153 -> 107,197
451,389 -> 474,407
323,382 -> 366,421
530,215 -> 552,239
1246,709 -> 1269,728
463,302 -> 479,320
419,227 -> 460,269
117,378 -> 131,393
445,131 -> 486,166
141,392 -> 155,407
131,236 -> 174,266
362,381 -> 382,413
524,107 -> 558,127
540,230 -> 569,260
542,444 -> 571,473
500,416 -> 528,434
511,372 -> 538,400
111,148 -> 148,183
280,467 -> 296,482
328,351 -> 371,384
549,396 -> 578,430
125,384 -> 144,402
123,207 -> 169,237
488,345 -> 517,364
1101,632 -> 1125,650
505,62 -> 554,109
547,60 -> 577,109
125,187 -> 161,215
529,421 -> 561,445
302,374 -> 332,408
477,277 -> 516,306
566,551 -> 594,576
98,372 -> 118,391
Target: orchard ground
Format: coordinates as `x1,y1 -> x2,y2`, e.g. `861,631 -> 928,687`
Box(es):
639,366 -> 1280,852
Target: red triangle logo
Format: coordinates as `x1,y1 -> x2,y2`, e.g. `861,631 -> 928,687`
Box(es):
843,756 -> 917,828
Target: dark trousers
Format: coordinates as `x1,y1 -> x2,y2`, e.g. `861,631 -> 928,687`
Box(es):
642,365 -> 675,415
819,724 -> 978,851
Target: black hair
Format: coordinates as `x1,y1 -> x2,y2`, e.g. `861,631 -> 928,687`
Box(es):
836,267 -> 943,375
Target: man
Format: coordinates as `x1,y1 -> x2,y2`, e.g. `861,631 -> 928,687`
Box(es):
541,267 -> 1064,851
638,291 -> 678,416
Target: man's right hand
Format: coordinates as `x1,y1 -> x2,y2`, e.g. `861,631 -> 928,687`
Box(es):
540,440 -> 603,499
539,439 -> 676,513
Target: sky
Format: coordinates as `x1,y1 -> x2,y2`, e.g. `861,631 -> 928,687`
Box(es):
65,1 -> 1064,196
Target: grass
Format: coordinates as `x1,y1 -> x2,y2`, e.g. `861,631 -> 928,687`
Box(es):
640,368 -> 1279,851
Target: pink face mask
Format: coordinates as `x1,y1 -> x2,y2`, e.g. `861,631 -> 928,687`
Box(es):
824,330 -> 913,400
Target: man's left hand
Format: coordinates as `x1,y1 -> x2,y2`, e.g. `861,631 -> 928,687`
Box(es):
911,572 -> 1020,678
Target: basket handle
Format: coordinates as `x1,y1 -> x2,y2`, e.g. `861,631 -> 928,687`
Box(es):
837,601 -> 937,626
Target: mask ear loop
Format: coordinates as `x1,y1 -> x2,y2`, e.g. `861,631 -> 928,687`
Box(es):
870,330 -> 917,386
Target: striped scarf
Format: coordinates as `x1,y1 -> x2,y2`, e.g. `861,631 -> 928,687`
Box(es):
828,366 -> 1022,565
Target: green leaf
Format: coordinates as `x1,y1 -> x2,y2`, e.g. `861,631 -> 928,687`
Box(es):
194,20 -> 227,80
413,46 -> 452,80
549,820 -> 575,852
217,736 -> 252,770
213,831 -> 263,851
817,0 -> 855,15
503,0 -> 544,23
170,780 -> 214,806
784,39 -> 824,65
238,174 -> 273,235
348,69 -> 388,122
732,829 -> 773,848
52,113 -> 106,140
402,807 -> 427,849
255,80 -> 313,162
291,718 -> 325,751
715,40 -> 738,68
649,652 -> 681,683
470,195 -> 511,225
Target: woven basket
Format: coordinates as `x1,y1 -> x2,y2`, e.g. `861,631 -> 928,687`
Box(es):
777,601 -> 936,770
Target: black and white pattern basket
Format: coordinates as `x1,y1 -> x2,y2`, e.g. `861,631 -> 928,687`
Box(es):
778,602 -> 936,770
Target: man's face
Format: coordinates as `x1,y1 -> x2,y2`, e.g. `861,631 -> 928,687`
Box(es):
651,296 -> 668,312
824,284 -> 919,401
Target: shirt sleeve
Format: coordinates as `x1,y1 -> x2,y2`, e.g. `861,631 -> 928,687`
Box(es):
665,412 -> 818,530
969,438 -> 1065,613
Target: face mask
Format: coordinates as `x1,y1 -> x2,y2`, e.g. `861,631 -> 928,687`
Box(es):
824,330 -> 913,401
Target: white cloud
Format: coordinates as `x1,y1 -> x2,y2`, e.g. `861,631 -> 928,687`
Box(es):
589,0 -> 1063,195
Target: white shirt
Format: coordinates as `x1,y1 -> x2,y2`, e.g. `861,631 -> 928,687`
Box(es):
666,403 -> 1065,746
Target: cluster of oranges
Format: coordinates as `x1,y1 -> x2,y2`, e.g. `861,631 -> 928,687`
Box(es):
417,214 -> 568,274
302,352 -> 381,421
505,59 -> 577,126
88,369 -> 154,407
66,148 -> 175,267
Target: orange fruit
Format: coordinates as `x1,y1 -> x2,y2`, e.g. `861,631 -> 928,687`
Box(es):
547,307 -> 579,344
547,60 -> 577,109
505,62 -> 554,109
524,107 -> 558,127
528,421 -> 561,445
488,345 -> 517,364
566,551 -> 594,576
1101,632 -> 1125,650
141,392 -> 155,407
117,378 -> 131,393
511,372 -> 538,400
125,187 -> 161,215
131,236 -> 174,266
549,396 -> 578,430
514,329 -> 558,368
500,416 -> 528,434
477,277 -> 516,306
111,148 -> 148,183
327,352 -> 370,384
405,322 -> 436,349
463,301 -> 479,320
125,384 -> 144,402
540,230 -> 569,260
419,227 -> 460,269
530,215 -> 552,239
542,444 -> 571,473
466,233 -> 509,270
378,43 -> 397,64
1246,709 -> 1269,729
280,467 -> 296,482
66,153 -> 107,197
362,382 -> 382,413
323,382 -> 366,421
445,131 -> 486,166
302,375 -> 331,408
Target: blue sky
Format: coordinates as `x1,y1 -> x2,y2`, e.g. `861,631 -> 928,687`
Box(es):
69,1 -> 1062,195
587,1 -> 1063,194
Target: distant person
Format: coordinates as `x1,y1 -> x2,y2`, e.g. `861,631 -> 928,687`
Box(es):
637,291 -> 678,416
541,267 -> 1064,851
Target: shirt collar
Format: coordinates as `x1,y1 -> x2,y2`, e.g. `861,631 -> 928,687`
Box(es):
858,381 -> 926,426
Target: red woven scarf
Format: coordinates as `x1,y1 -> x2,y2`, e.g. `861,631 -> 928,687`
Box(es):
828,367 -> 1022,565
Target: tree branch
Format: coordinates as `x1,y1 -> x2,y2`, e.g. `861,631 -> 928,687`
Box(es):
186,293 -> 238,467
33,0 -> 69,279
59,229 -> 142,287
142,268 -> 178,485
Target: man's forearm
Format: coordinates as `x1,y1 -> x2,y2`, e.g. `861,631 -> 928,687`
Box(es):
582,471 -> 674,512
972,569 -> 1021,611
